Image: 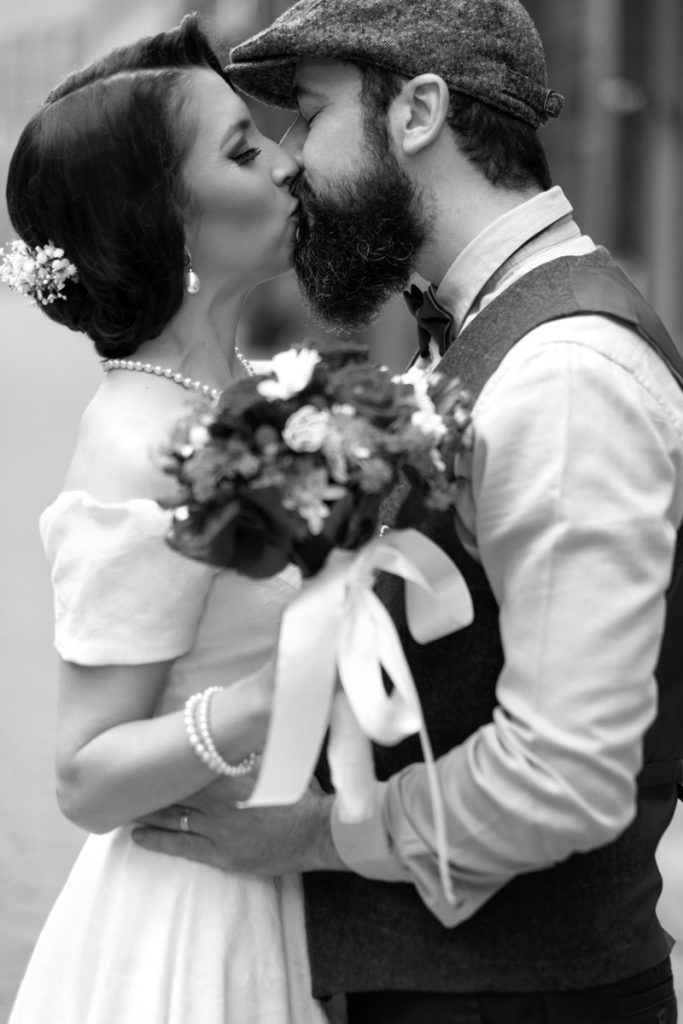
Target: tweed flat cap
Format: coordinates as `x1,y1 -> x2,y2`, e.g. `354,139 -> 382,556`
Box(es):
227,0 -> 563,129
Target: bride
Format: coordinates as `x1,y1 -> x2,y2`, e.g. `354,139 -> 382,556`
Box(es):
4,15 -> 334,1024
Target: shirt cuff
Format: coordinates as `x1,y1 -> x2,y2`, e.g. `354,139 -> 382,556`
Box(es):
330,782 -> 412,882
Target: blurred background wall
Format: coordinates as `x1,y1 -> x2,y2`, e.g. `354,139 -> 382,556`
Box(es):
1,1 -> 683,1018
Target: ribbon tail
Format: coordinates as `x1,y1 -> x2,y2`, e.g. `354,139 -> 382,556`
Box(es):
327,690 -> 377,823
338,590 -> 421,744
391,530 -> 474,642
337,593 -> 455,906
359,530 -> 474,643
417,725 -> 456,907
241,573 -> 341,808
340,544 -> 458,905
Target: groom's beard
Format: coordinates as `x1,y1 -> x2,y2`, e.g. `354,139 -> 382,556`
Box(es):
292,147 -> 430,334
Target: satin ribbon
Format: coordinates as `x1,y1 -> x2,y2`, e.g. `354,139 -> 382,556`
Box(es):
242,528 -> 474,905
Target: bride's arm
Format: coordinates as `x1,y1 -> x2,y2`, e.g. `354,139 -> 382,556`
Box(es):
55,657 -> 272,834
52,400 -> 276,834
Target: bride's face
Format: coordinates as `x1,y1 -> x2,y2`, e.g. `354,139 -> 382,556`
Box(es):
181,68 -> 300,289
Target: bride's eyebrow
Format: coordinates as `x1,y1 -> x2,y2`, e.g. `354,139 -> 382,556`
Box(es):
219,117 -> 252,149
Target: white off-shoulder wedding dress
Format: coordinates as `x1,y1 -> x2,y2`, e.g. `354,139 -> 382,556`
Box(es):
9,491 -> 331,1024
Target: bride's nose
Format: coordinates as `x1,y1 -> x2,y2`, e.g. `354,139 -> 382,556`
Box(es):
271,145 -> 301,188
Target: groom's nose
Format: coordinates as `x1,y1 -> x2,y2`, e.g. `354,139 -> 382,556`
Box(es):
280,115 -> 307,165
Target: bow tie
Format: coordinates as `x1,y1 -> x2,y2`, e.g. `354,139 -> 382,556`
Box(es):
404,284 -> 456,360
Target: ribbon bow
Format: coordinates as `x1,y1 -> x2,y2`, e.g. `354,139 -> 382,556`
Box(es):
242,528 -> 474,906
404,284 -> 456,359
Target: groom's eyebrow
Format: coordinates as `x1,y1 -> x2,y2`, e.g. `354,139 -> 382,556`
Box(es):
292,83 -> 326,103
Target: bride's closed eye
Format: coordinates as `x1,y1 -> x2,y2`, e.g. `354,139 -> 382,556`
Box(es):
231,147 -> 262,166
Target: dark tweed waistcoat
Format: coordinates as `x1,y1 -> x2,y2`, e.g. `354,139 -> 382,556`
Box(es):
304,249 -> 683,996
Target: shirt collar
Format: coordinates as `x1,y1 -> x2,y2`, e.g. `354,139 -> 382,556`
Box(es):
435,186 -> 577,334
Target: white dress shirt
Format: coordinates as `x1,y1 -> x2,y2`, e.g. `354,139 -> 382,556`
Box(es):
331,187 -> 683,927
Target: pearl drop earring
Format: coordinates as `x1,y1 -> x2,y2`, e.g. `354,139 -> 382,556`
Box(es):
183,248 -> 201,295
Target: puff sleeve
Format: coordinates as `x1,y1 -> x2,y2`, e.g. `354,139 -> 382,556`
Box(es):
39,492 -> 217,666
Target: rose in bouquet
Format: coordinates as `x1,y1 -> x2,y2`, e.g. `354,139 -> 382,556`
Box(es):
162,339 -> 473,578
161,340 -> 475,906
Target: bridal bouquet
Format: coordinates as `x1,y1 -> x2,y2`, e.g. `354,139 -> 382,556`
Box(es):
161,341 -> 474,904
163,339 -> 473,576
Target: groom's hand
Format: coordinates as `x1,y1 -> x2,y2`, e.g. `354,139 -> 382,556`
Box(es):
131,777 -> 348,875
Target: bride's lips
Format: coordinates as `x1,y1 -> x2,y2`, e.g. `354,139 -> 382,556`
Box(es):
288,202 -> 302,244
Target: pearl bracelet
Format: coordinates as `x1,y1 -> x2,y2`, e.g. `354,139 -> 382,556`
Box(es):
184,686 -> 259,778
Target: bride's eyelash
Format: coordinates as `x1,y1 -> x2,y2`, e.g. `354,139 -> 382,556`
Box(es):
231,147 -> 262,166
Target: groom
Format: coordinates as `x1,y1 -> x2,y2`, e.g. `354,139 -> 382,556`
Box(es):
135,1 -> 683,1020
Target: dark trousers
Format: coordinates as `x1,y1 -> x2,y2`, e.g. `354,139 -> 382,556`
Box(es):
346,959 -> 677,1024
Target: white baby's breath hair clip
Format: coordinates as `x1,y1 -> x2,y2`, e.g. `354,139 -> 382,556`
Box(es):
0,239 -> 78,306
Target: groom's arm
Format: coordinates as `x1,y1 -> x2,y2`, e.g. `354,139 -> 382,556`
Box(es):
133,774 -> 412,880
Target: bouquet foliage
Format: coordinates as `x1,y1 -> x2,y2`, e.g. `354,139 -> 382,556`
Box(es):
162,341 -> 472,578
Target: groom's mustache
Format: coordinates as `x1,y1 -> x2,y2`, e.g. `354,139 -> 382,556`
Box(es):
289,173 -> 309,202
289,176 -> 319,252
290,175 -> 316,222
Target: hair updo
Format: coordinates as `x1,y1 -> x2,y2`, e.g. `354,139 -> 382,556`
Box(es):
6,15 -> 226,358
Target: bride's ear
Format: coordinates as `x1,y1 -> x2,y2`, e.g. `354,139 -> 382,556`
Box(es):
390,74 -> 450,157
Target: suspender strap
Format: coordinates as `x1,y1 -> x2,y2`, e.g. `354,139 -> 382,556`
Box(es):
438,249 -> 683,398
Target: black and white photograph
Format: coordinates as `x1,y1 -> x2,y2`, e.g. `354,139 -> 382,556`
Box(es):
2,1 -> 683,1022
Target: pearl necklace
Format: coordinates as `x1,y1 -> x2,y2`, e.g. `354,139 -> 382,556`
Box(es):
102,347 -> 254,399
235,347 -> 255,377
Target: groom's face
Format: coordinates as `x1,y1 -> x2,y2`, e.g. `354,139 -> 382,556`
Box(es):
282,59 -> 431,333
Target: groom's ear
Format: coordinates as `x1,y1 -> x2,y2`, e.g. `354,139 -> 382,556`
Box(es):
391,74 -> 450,157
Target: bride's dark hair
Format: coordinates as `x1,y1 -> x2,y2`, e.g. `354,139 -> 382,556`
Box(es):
6,15 -> 227,358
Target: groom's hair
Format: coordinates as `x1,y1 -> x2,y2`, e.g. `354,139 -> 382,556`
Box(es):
6,14 -> 224,358
358,64 -> 553,193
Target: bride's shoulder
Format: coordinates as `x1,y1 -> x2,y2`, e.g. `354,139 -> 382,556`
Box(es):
64,385 -> 185,503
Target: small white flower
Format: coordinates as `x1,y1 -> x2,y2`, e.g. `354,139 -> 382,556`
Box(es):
331,403 -> 356,418
401,373 -> 438,414
282,405 -> 331,452
283,467 -> 347,534
256,348 -> 320,401
394,364 -> 428,387
0,239 -> 78,306
430,449 -> 447,472
454,407 -> 471,429
287,496 -> 330,535
411,408 -> 448,440
319,404 -> 359,482
188,424 -> 211,450
321,434 -> 349,483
